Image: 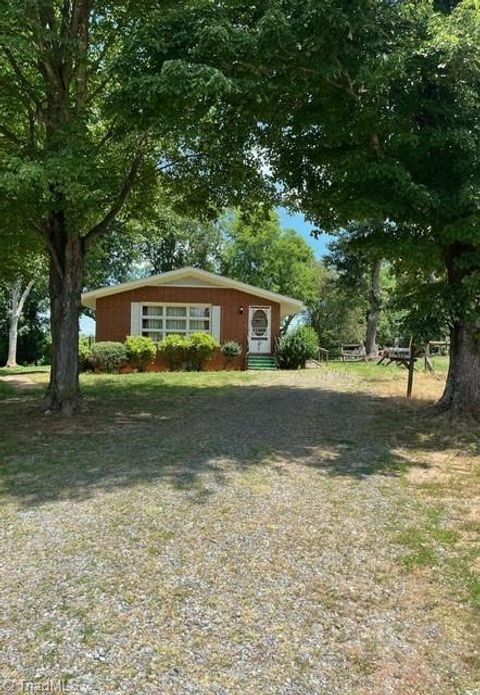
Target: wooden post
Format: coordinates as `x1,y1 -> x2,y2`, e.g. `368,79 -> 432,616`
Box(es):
407,340 -> 415,398
423,342 -> 436,374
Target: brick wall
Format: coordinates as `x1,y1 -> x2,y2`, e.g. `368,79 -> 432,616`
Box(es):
95,286 -> 281,371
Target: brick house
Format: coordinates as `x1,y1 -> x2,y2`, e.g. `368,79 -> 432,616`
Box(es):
81,267 -> 305,370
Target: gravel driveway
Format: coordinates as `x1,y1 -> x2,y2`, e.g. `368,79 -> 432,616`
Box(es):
0,368 -> 478,694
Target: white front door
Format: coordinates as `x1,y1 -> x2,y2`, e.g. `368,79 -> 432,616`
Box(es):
248,306 -> 272,354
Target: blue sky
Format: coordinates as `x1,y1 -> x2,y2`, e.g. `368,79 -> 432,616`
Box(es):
277,208 -> 330,258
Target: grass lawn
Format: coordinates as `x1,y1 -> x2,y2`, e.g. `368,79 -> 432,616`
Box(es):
0,365 -> 51,376
0,362 -> 479,694
0,366 -> 50,399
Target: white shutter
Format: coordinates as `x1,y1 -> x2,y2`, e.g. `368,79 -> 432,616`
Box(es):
211,305 -> 221,342
130,302 -> 142,336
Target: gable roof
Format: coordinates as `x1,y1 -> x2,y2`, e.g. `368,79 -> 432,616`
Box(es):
81,267 -> 306,316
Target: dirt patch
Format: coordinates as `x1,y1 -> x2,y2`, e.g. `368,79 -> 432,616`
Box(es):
0,374 -> 37,389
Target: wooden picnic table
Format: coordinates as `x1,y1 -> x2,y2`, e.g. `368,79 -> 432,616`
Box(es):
341,344 -> 367,362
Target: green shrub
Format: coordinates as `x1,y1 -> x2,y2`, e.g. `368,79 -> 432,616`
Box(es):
187,332 -> 220,371
79,335 -> 92,372
157,334 -> 189,371
221,340 -> 242,360
90,341 -> 127,373
125,335 -> 157,372
277,325 -> 319,369
158,333 -> 220,371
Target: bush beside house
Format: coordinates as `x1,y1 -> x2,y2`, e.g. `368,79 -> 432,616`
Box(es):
125,335 -> 157,372
79,330 -> 246,375
80,328 -> 319,373
221,341 -> 242,360
80,333 -> 223,373
90,341 -> 128,373
277,325 -> 319,369
187,333 -> 220,371
156,335 -> 188,371
158,333 -> 220,371
80,329 -> 321,373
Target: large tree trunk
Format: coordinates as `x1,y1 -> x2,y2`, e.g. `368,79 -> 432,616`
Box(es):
43,227 -> 85,416
365,258 -> 382,357
436,243 -> 480,419
8,1 -> 141,415
436,319 -> 480,418
6,281 -> 21,368
6,317 -> 19,368
5,279 -> 35,368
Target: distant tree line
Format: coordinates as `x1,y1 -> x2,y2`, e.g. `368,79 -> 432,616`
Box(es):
1,205 -> 436,366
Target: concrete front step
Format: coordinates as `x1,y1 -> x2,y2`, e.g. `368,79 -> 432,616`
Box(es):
247,355 -> 277,371
247,358 -> 276,363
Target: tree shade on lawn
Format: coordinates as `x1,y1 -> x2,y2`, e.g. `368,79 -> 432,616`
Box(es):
0,2 -> 153,413
0,2 -> 270,414
256,1 -> 480,418
129,0 -> 479,417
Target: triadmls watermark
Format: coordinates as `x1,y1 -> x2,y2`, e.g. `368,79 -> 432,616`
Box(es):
0,679 -> 69,693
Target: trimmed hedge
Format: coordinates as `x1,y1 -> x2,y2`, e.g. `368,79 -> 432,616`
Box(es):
158,333 -> 220,371
187,333 -> 220,371
157,335 -> 188,371
125,335 -> 157,372
91,341 -> 127,373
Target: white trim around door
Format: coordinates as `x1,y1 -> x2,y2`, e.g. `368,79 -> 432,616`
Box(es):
248,306 -> 272,354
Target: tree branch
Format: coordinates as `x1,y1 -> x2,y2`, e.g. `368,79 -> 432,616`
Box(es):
370,134 -> 384,158
72,0 -> 93,108
156,152 -> 205,173
0,124 -> 22,147
83,147 -> 205,251
35,0 -> 65,93
46,237 -> 65,280
33,222 -> 64,281
234,59 -> 360,101
16,279 -> 35,319
60,0 -> 73,41
87,75 -> 114,105
2,47 -> 43,110
35,53 -> 61,94
324,75 -> 359,101
37,0 -> 57,33
28,106 -> 37,148
70,0 -> 89,38
83,148 -> 145,249
93,121 -> 118,153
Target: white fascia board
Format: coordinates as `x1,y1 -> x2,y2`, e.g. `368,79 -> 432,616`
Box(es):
81,266 -> 306,316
